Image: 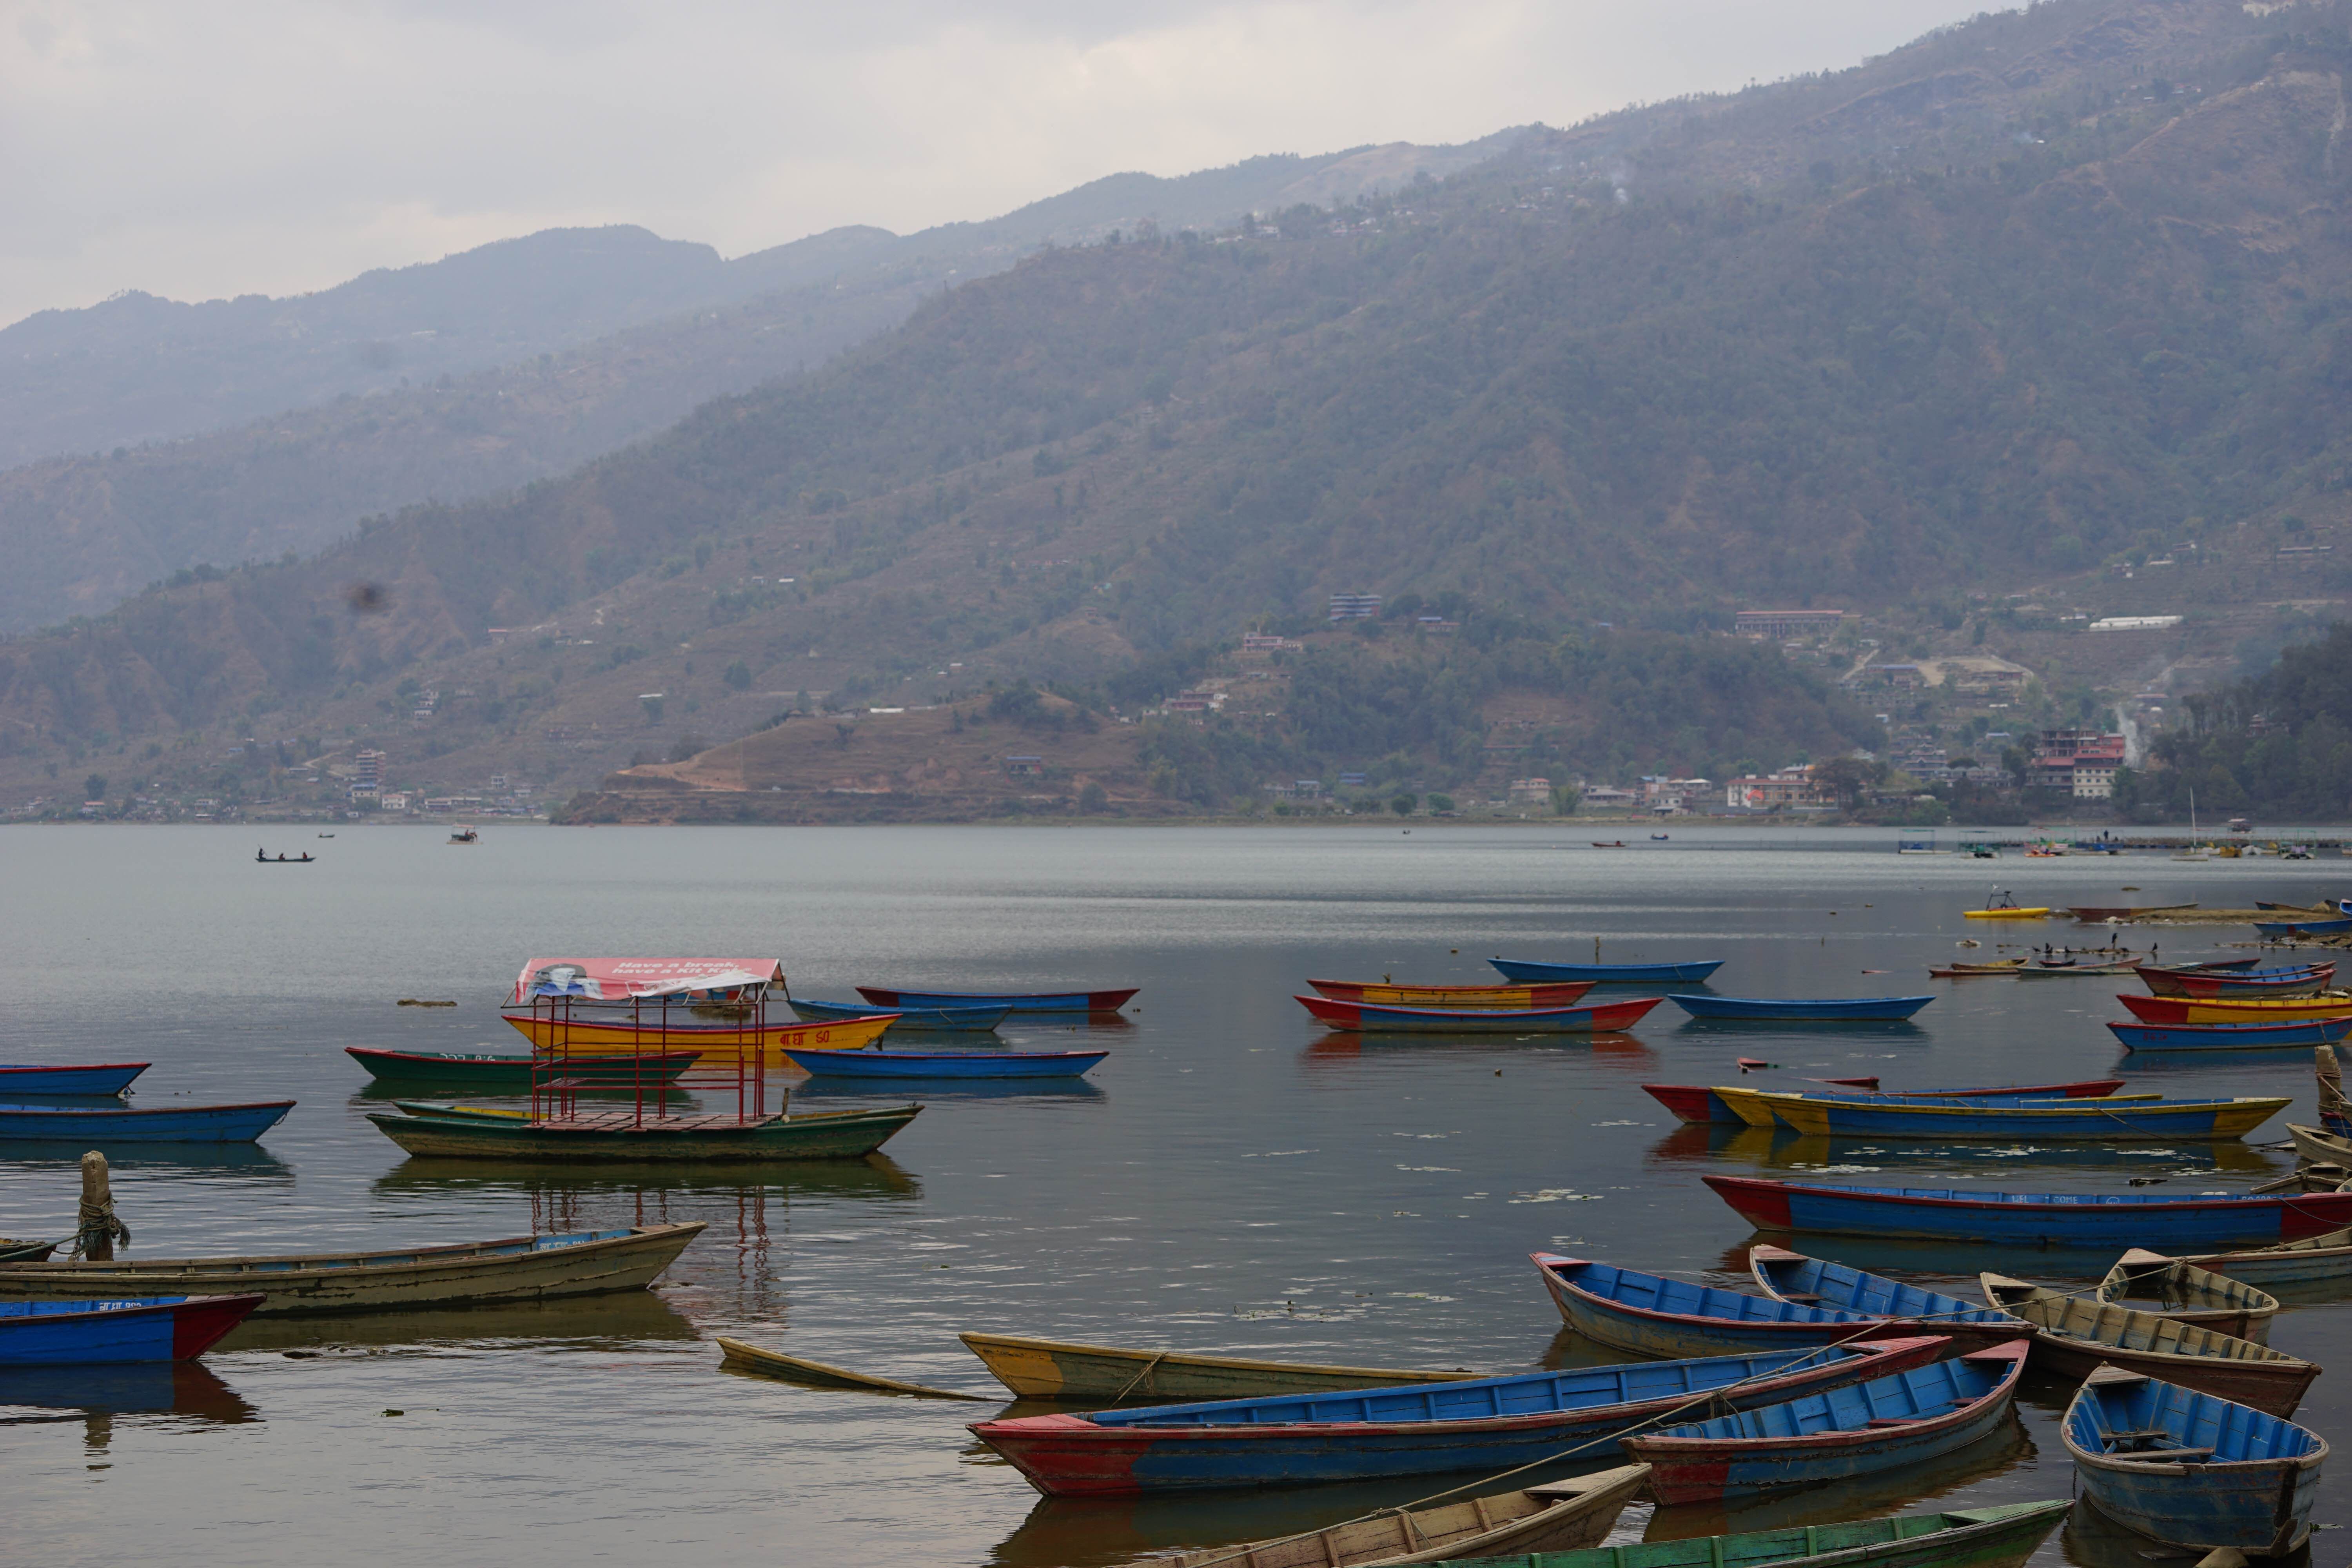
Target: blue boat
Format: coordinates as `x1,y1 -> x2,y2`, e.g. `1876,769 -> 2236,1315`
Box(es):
967,1336 -> 1945,1495
2064,1367 -> 2327,1557
1707,1176 -> 2352,1248
1488,958 -> 1724,984
1746,1246 -> 2027,1342
1669,994 -> 1936,1022
0,1063 -> 147,1097
855,984 -> 1136,1014
1622,1340 -> 2030,1503
2109,1017 -> 2352,1051
0,1295 -> 263,1364
788,997 -> 1013,1032
777,1048 -> 1106,1079
0,1101 -> 294,1144
2253,916 -> 2352,937
1532,1253 -> 2013,1357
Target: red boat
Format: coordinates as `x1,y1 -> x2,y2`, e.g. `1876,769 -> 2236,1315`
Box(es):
2137,963 -> 2335,999
1294,995 -> 1663,1034
1306,979 -> 1595,1009
1643,1078 -> 2127,1125
2116,993 -> 2352,1025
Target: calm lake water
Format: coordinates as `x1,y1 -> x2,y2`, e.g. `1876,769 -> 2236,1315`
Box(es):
0,823 -> 2345,1566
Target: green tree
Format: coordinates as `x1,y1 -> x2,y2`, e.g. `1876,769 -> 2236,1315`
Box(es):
83,774 -> 107,800
1389,793 -> 1417,816
1426,793 -> 1455,813
722,661 -> 752,690
1550,782 -> 1583,815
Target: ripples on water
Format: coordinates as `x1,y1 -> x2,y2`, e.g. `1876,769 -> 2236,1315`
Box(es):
0,824 -> 2342,1564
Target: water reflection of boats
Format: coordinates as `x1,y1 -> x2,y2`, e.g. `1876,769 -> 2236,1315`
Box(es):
789,1077 -> 1106,1103
1640,1415 -> 2033,1543
0,1143 -> 294,1178
1744,1132 -> 2274,1180
353,1080 -> 704,1107
1304,1031 -> 1655,1065
219,1287 -> 699,1353
0,1362 -> 258,1426
1644,1124 -> 1777,1169
370,1151 -> 922,1203
1671,1019 -> 1929,1041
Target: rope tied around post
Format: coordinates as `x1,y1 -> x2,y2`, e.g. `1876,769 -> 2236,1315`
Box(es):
71,1150 -> 129,1260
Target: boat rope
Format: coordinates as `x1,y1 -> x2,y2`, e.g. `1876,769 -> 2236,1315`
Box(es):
70,1195 -> 129,1259
1107,1350 -> 1170,1403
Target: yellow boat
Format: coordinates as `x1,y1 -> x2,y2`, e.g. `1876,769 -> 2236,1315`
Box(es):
1963,906 -> 2052,919
1755,1090 -> 2287,1142
499,1011 -> 890,1065
1713,1085 -> 2157,1129
2124,993 -> 2352,1025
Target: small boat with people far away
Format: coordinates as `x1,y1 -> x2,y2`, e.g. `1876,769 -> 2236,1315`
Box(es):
1531,1253 -> 1997,1358
2096,1248 -> 2280,1342
786,996 -> 1011,1031
956,1331 -> 1474,1401
964,1337 -> 1944,1495
0,1062 -> 148,1096
0,1295 -> 265,1365
1619,1340 -> 2031,1504
777,1047 -> 1105,1079
2063,1367 -> 2326,1557
1110,1465 -> 1654,1568
854,984 -> 1136,1014
2118,992 -> 2352,1025
1305,978 -> 1595,1009
1745,1246 -> 2028,1348
1294,993 -> 1663,1033
1702,1175 -> 2352,1247
1978,1273 -> 2318,1416
1928,958 -> 2026,977
1734,1089 -> 2288,1142
0,1224 -> 705,1314
344,1046 -> 700,1091
1488,956 -> 1724,984
0,1100 -> 294,1143
1642,1077 -> 2124,1125
2109,1016 -> 2352,1052
1668,994 -> 1935,1022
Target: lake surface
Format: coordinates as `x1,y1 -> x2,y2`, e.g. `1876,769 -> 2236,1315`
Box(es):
0,823 -> 2344,1565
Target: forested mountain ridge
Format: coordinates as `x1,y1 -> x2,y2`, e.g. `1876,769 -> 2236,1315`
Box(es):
3,0 -> 2351,815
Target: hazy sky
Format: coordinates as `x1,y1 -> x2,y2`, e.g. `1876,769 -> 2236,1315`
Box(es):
2,0 -> 1996,328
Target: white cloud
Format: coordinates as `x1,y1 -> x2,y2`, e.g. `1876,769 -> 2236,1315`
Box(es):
0,0 -> 1993,325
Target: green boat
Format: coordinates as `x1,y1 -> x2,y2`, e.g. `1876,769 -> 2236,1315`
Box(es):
1430,1500 -> 2069,1568
347,1046 -> 701,1090
365,1103 -> 921,1162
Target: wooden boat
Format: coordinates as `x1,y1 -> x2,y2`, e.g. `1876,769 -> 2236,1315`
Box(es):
2063,1367 -> 2326,1557
2109,1016 -> 2352,1052
254,849 -> 316,863
2179,1228 -> 2352,1288
1978,1274 -> 2318,1416
2285,1120 -> 2352,1166
1642,1078 -> 2124,1125
0,1062 -> 147,1096
853,985 -> 1137,1014
0,1239 -> 58,1263
345,1046 -> 700,1090
786,997 -> 1011,1031
1719,1087 -> 2167,1130
2096,1249 -> 2280,1342
1928,959 -> 2025,977
777,1047 -> 1105,1079
1305,979 -> 1595,1009
1487,957 -> 1724,984
1667,994 -> 1935,1022
2139,962 -> 2335,998
500,1010 -> 891,1063
1745,1246 -> 2027,1347
2254,916 -> 2352,937
1531,1254 -> 1971,1359
1590,840 -> 1628,848
1702,1175 -> 2352,1247
0,1225 -> 703,1314
366,1103 -> 920,1161
0,1294 -> 263,1364
1620,1340 -> 2030,1503
448,826 -> 479,844
0,1100 -> 294,1143
958,1331 -> 1475,1401
1117,1465 -> 1652,1568
2117,992 -> 2352,1025
1743,1090 -> 2287,1142
964,1337 -> 1943,1494
1294,994 -> 1662,1033
2069,903 -> 2197,921
715,1336 -> 988,1399
2014,960 -> 2138,978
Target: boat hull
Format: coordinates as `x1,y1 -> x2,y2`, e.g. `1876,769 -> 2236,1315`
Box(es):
0,1100 -> 293,1143
367,1105 -> 920,1162
1486,958 -> 1724,984
1533,1254 -> 2002,1358
778,1049 -> 1105,1079
0,1224 -> 703,1315
2109,1017 -> 2352,1051
345,1047 -> 699,1089
968,1339 -> 1942,1495
1703,1175 -> 2352,1247
1305,980 -> 1595,1009
786,998 -> 1011,1031
2180,1231 -> 2352,1287
1668,994 -> 1935,1022
1622,1342 -> 2029,1504
0,1063 -> 147,1096
1753,1094 -> 2286,1142
1745,1246 -> 2029,1345
2098,1249 -> 2279,1343
0,1294 -> 263,1363
957,1332 -> 1474,1401
2065,1370 -> 2327,1555
853,986 -> 1137,1013
500,1012 -> 890,1062
2119,993 -> 2352,1025
1295,995 -> 1662,1033
1983,1277 -> 2316,1417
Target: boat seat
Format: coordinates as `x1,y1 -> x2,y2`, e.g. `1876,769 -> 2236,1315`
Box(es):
1778,1291 -> 1824,1305
2109,1446 -> 2215,1463
2104,1428 -> 2176,1445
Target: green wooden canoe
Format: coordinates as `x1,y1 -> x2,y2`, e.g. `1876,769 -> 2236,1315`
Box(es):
1429,1500 -> 2069,1568
366,1103 -> 920,1161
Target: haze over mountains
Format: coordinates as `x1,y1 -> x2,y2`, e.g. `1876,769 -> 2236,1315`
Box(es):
4,0 -> 2351,817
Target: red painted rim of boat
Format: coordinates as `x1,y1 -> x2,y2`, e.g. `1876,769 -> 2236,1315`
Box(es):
1625,1339 -> 2029,1458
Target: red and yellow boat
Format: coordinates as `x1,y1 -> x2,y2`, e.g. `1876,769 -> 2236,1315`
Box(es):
2116,993 -> 2352,1026
500,1011 -> 889,1065
1306,978 -> 1595,1009
503,956 -> 888,1065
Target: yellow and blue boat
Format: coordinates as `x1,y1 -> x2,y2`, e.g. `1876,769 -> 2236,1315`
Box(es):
1742,1090 -> 2288,1142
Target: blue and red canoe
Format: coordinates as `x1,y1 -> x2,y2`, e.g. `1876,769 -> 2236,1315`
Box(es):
1704,1176 -> 2352,1248
1644,1077 -> 2125,1125
855,985 -> 1136,1014
0,1063 -> 148,1097
0,1101 -> 294,1143
2109,1017 -> 2352,1052
1532,1255 -> 2020,1358
1294,995 -> 1662,1033
967,1336 -> 1945,1495
0,1295 -> 263,1364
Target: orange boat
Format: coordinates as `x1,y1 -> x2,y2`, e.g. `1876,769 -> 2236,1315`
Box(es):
1306,979 -> 1595,1009
500,1010 -> 889,1065
2117,993 -> 2352,1026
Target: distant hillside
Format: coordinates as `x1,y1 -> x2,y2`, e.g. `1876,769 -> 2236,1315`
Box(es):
4,0 -> 2352,817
